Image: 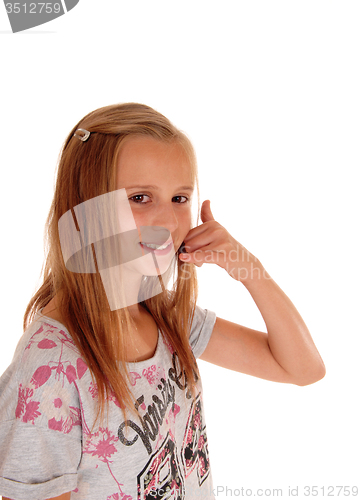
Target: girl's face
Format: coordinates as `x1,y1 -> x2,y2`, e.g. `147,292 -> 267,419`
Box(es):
116,136 -> 194,275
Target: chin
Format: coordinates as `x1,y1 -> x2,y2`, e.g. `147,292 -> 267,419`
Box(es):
126,253 -> 175,277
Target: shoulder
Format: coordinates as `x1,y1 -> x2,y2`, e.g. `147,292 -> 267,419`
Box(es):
0,315 -> 85,431
18,316 -> 81,381
189,304 -> 217,359
0,315 -> 82,499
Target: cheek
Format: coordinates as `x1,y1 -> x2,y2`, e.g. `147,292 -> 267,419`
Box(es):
130,211 -> 149,229
179,210 -> 192,233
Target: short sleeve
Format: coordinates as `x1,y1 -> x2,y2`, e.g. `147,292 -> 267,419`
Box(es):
0,321 -> 83,500
189,305 -> 216,359
0,422 -> 81,500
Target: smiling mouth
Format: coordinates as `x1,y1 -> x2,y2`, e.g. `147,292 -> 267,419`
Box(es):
139,235 -> 175,253
140,242 -> 172,250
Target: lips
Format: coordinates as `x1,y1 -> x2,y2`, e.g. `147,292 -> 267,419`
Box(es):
139,239 -> 173,256
141,242 -> 171,250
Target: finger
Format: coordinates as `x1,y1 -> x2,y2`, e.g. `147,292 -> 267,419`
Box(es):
179,252 -> 201,264
178,246 -> 213,266
182,231 -> 215,254
183,200 -> 215,245
183,223 -> 209,245
200,200 -> 215,223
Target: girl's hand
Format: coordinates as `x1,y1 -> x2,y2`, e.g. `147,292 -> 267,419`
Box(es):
179,200 -> 262,282
179,201 -> 325,386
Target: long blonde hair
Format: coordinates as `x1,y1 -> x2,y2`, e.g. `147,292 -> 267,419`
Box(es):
24,103 -> 200,423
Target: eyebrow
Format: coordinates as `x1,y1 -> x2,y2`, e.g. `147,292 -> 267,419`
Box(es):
124,185 -> 194,191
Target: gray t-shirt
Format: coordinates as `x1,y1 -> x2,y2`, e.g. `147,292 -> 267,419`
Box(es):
0,305 -> 216,500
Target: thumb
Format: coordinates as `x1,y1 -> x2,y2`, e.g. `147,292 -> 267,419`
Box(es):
201,200 -> 215,223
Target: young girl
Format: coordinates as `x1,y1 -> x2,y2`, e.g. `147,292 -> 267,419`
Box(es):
0,103 -> 325,500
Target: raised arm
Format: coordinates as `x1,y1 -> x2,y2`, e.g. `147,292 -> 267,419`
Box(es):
180,200 -> 325,385
200,270 -> 325,385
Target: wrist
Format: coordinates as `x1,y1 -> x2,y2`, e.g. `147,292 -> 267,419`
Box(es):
241,261 -> 272,291
224,254 -> 268,285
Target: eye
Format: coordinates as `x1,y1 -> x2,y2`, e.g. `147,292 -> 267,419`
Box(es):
172,196 -> 188,203
129,194 -> 151,204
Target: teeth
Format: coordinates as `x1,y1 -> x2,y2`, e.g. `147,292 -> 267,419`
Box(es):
142,242 -> 170,250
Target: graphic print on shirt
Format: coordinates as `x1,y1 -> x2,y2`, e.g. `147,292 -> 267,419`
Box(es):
83,427 -> 132,500
118,377 -> 176,455
137,432 -> 184,500
7,313 -> 214,499
118,347 -> 198,455
143,365 -> 166,388
118,345 -> 210,498
181,394 -> 210,486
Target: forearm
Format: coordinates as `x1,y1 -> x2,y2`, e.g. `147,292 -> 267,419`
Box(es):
242,262 -> 326,385
180,203 -> 326,385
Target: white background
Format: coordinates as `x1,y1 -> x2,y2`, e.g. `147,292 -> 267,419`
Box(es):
0,1 -> 359,498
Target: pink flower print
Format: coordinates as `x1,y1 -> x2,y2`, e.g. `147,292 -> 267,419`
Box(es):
142,365 -> 165,387
54,398 -> 62,408
171,479 -> 179,491
88,382 -> 121,408
89,381 -> 98,399
144,476 -> 157,497
198,455 -> 206,477
34,325 -> 44,336
69,405 -> 82,426
129,371 -> 141,386
15,384 -> 41,424
84,427 -> 118,463
66,364 -> 77,384
172,404 -> 180,418
51,360 -> 65,383
41,382 -> 81,434
167,403 -> 180,425
31,365 -> 52,389
22,401 -> 41,423
142,365 -> 156,385
149,447 -> 166,475
198,434 -> 205,451
107,494 -> 132,500
71,483 -> 90,497
48,405 -> 81,434
107,390 -> 122,408
25,327 -> 44,350
48,417 -> 65,432
193,412 -> 201,429
15,386 -> 31,417
37,338 -> 57,349
76,358 -> 88,379
165,404 -> 180,442
186,427 -> 193,445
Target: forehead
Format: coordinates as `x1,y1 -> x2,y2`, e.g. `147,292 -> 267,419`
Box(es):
116,136 -> 194,188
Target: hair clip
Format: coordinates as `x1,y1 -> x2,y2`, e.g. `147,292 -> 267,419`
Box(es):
74,128 -> 91,142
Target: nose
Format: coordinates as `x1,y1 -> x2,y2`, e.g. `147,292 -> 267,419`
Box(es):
151,202 -> 179,235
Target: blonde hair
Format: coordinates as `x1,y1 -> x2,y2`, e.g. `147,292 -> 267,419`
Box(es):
24,103 -> 200,424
